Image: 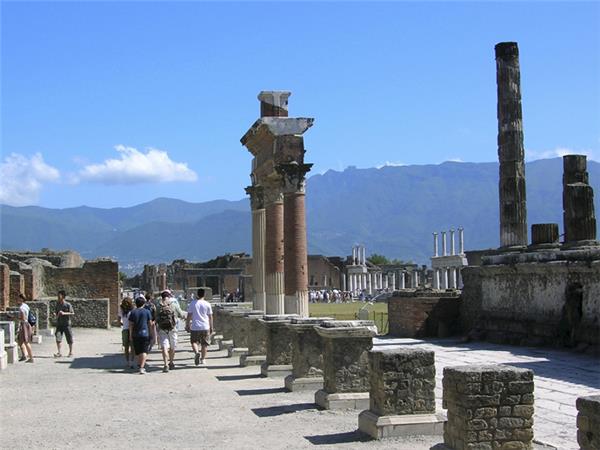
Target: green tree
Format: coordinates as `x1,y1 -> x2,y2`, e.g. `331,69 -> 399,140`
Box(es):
367,253 -> 390,265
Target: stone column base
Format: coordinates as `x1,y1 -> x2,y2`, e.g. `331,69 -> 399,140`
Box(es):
284,375 -> 323,392
219,339 -> 234,352
260,362 -> 292,378
211,334 -> 223,345
31,335 -> 42,344
315,389 -> 370,410
0,351 -> 7,370
239,354 -> 266,367
358,410 -> 446,439
6,344 -> 18,364
228,347 -> 249,358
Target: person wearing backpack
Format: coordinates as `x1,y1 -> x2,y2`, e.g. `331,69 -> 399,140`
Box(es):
16,293 -> 34,363
156,290 -> 185,372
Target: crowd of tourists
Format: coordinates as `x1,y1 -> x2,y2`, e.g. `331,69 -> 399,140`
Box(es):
118,288 -> 213,374
12,287 -> 213,375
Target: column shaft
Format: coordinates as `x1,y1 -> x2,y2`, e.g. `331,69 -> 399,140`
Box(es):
265,198 -> 285,314
252,208 -> 267,311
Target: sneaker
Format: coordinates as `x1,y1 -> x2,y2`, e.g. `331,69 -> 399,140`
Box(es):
168,361 -> 175,370
139,367 -> 146,374
162,365 -> 169,373
19,356 -> 27,362
26,359 -> 34,363
53,353 -> 62,358
194,353 -> 200,366
200,358 -> 205,365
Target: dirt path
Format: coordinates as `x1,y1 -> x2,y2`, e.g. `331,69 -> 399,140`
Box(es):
1,328 -> 440,449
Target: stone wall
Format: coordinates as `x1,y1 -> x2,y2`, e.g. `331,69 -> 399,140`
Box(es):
0,263 -> 9,310
577,395 -> 600,449
461,261 -> 600,349
47,298 -> 110,328
443,365 -> 534,450
43,260 -> 119,319
388,290 -> 461,338
9,272 -> 24,306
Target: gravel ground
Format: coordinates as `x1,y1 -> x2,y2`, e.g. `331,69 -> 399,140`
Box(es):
0,328 -> 443,450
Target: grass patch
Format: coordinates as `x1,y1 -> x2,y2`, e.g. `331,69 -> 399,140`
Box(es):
309,302 -> 388,334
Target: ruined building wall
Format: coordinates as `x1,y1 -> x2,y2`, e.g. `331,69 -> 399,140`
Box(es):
42,260 -> 119,319
461,262 -> 600,348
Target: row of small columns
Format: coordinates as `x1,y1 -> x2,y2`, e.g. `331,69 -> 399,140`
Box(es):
432,227 -> 464,257
345,270 -> 419,293
432,267 -> 462,290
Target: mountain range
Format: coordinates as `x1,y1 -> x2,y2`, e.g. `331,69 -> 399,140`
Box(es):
1,158 -> 599,274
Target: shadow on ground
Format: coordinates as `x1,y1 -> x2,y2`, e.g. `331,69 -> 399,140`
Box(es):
304,431 -> 371,445
236,387 -> 287,396
252,402 -> 318,417
215,374 -> 263,381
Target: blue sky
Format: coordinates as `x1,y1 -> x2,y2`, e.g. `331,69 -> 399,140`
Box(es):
1,1 -> 599,208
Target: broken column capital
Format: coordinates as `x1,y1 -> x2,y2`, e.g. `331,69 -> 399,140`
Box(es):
258,91 -> 291,117
245,185 -> 265,210
277,162 -> 313,194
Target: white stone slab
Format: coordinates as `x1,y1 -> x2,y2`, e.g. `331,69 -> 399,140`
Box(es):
0,351 -> 7,370
6,344 -> 18,364
284,375 -> 324,392
358,410 -> 446,439
239,354 -> 265,367
260,363 -> 292,378
228,347 -> 248,358
314,389 -> 370,410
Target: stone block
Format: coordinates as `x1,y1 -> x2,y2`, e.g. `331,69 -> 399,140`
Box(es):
260,314 -> 297,377
285,317 -> 332,391
211,334 -> 223,345
0,321 -> 16,344
0,329 -> 4,353
0,350 -> 7,370
442,365 -> 534,450
576,395 -> 600,450
219,339 -> 234,352
239,354 -> 266,367
230,310 -> 263,348
284,375 -> 323,392
315,320 -> 376,409
31,334 -> 43,344
6,343 -> 18,364
246,315 -> 267,356
358,410 -> 446,439
315,389 -> 370,410
228,347 -> 248,358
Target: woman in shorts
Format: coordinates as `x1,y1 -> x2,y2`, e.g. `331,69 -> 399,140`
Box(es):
16,293 -> 34,363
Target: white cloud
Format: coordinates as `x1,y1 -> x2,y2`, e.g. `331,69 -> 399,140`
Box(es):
526,147 -> 598,162
447,158 -> 464,163
76,145 -> 198,184
0,153 -> 60,206
376,161 -> 406,169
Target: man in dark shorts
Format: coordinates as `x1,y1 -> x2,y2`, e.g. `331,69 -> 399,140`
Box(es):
185,288 -> 213,366
129,296 -> 153,374
54,290 -> 75,358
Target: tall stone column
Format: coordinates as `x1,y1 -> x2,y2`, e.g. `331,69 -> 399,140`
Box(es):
496,42 -> 528,248
264,181 -> 285,314
246,185 -> 266,311
458,227 -> 464,254
433,232 -> 439,257
563,155 -> 597,245
279,163 -> 312,316
441,232 -> 447,256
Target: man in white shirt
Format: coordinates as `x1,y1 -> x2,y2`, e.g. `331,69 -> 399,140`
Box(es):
185,288 -> 213,366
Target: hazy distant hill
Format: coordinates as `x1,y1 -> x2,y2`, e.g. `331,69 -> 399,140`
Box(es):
1,158 -> 598,270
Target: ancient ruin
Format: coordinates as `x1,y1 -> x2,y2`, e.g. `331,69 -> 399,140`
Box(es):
241,91 -> 313,316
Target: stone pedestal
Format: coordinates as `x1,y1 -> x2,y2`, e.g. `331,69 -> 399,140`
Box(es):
358,348 -> 444,439
563,155 -> 597,247
0,329 -> 6,370
260,315 -> 298,377
0,321 -> 18,364
240,314 -> 268,367
314,320 -> 377,410
443,365 -> 534,450
217,306 -> 250,342
284,317 -> 332,392
577,395 -> 600,450
230,310 -> 263,358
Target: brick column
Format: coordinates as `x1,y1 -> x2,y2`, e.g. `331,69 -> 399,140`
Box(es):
496,42 -> 528,248
264,182 -> 285,315
278,162 -> 312,317
0,264 -> 9,310
245,185 -> 266,312
443,364 -> 534,450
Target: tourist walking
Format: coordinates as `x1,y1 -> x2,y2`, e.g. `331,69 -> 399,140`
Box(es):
156,290 -> 186,372
185,288 -> 213,366
54,290 -> 74,358
16,293 -> 34,363
118,297 -> 135,368
129,296 -> 154,374
144,292 -> 158,351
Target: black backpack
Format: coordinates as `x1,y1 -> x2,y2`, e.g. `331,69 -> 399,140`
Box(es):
28,310 -> 37,326
157,303 -> 175,331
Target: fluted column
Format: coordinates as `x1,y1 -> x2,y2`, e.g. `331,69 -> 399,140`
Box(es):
246,185 -> 266,311
563,155 -> 597,244
264,181 -> 285,314
279,162 -> 312,317
496,42 -> 528,248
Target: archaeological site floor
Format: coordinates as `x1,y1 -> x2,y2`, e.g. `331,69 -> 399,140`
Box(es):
1,329 -> 597,449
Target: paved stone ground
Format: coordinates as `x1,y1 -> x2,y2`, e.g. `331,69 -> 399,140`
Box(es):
1,329 -> 597,449
376,336 -> 600,450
